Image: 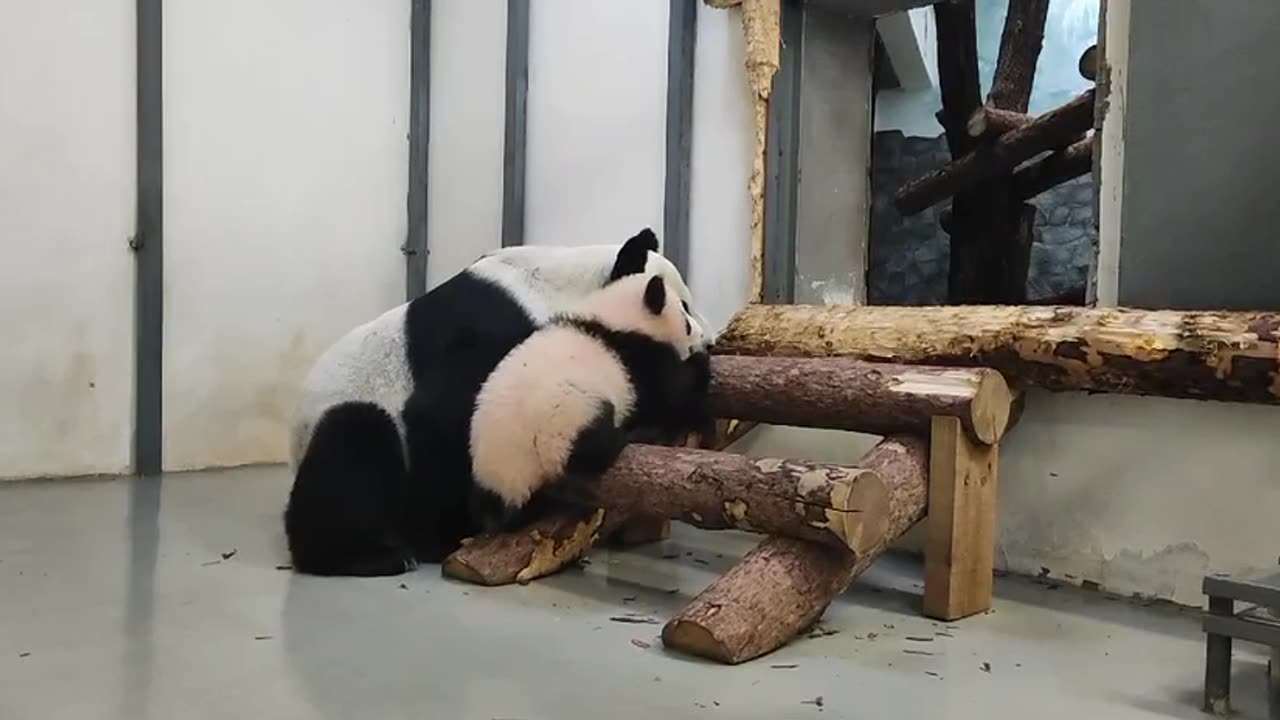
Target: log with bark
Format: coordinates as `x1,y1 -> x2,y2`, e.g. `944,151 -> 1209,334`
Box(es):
945,0 -> 1049,304
1010,137 -> 1092,199
938,138 -> 1092,234
708,355 -> 1012,445
932,0 -> 983,157
551,445 -> 893,555
986,0 -> 1050,112
714,303 -> 1280,404
442,416 -> 762,584
661,435 -> 929,664
895,89 -> 1096,216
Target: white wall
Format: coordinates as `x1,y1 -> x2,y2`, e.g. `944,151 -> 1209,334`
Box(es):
162,0 -> 409,470
0,0 -> 136,479
425,0 -> 508,288
523,0 -> 670,248
688,5 -> 754,332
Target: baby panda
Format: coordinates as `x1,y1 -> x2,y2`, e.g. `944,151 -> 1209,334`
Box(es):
467,271 -> 711,532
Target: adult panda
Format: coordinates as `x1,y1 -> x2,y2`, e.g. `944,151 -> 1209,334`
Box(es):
468,271 -> 712,534
284,229 -> 713,577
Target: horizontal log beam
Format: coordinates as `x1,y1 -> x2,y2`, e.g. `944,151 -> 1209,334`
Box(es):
661,435 -> 929,664
553,445 -> 894,555
1010,137 -> 1093,199
715,304 -> 1280,404
894,89 -> 1096,216
709,355 -> 1012,444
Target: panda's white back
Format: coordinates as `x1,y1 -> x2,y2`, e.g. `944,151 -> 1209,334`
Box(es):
466,245 -> 617,323
289,302 -> 413,469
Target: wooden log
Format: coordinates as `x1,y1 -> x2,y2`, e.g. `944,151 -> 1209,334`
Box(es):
605,415 -> 758,549
1001,201 -> 1037,303
442,508 -> 624,586
714,303 -> 1280,404
708,355 -> 1013,445
1010,137 -> 1093,199
553,445 -> 892,554
946,0 -> 1046,304
894,89 -> 1096,216
923,415 -> 999,620
661,435 -> 929,664
986,0 -> 1050,113
966,106 -> 1031,138
933,0 -> 983,157
938,138 -> 1091,222
931,1 -> 991,304
444,417 -> 763,578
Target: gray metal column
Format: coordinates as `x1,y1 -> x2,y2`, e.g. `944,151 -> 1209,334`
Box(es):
405,0 -> 431,299
501,0 -> 530,247
133,0 -> 163,476
762,0 -> 803,304
663,0 -> 697,277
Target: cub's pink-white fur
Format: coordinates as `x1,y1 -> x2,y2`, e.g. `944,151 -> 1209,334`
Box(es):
469,273 -> 695,509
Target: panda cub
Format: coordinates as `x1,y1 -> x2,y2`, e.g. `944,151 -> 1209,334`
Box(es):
468,271 -> 710,531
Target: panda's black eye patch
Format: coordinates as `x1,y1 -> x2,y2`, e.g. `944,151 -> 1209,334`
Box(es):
681,300 -> 690,313
685,318 -> 691,335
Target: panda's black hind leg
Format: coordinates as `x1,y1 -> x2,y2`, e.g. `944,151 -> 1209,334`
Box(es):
565,402 -> 629,476
284,402 -> 417,577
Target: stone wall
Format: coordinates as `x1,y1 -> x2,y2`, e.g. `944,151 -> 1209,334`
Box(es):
868,130 -> 1094,305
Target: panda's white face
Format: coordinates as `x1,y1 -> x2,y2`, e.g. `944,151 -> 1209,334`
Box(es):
640,251 -> 712,354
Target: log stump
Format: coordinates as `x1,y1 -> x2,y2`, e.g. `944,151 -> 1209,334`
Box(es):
661,435 -> 930,664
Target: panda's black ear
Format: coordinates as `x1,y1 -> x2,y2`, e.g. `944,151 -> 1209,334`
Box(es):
643,275 -> 667,315
609,228 -> 659,282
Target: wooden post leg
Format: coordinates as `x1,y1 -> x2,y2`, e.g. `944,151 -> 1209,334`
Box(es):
923,415 -> 999,620
1203,595 -> 1234,715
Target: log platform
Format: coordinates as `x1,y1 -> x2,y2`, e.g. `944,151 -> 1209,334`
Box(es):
440,300 -> 1280,662
442,348 -> 1014,662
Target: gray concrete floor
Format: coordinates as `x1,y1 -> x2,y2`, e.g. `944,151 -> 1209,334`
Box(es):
0,466 -> 1272,720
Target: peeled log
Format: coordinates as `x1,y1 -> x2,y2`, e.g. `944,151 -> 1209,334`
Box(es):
662,435 -> 929,664
442,508 -> 624,586
554,445 -> 891,555
709,355 -> 1012,445
715,304 -> 1280,404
